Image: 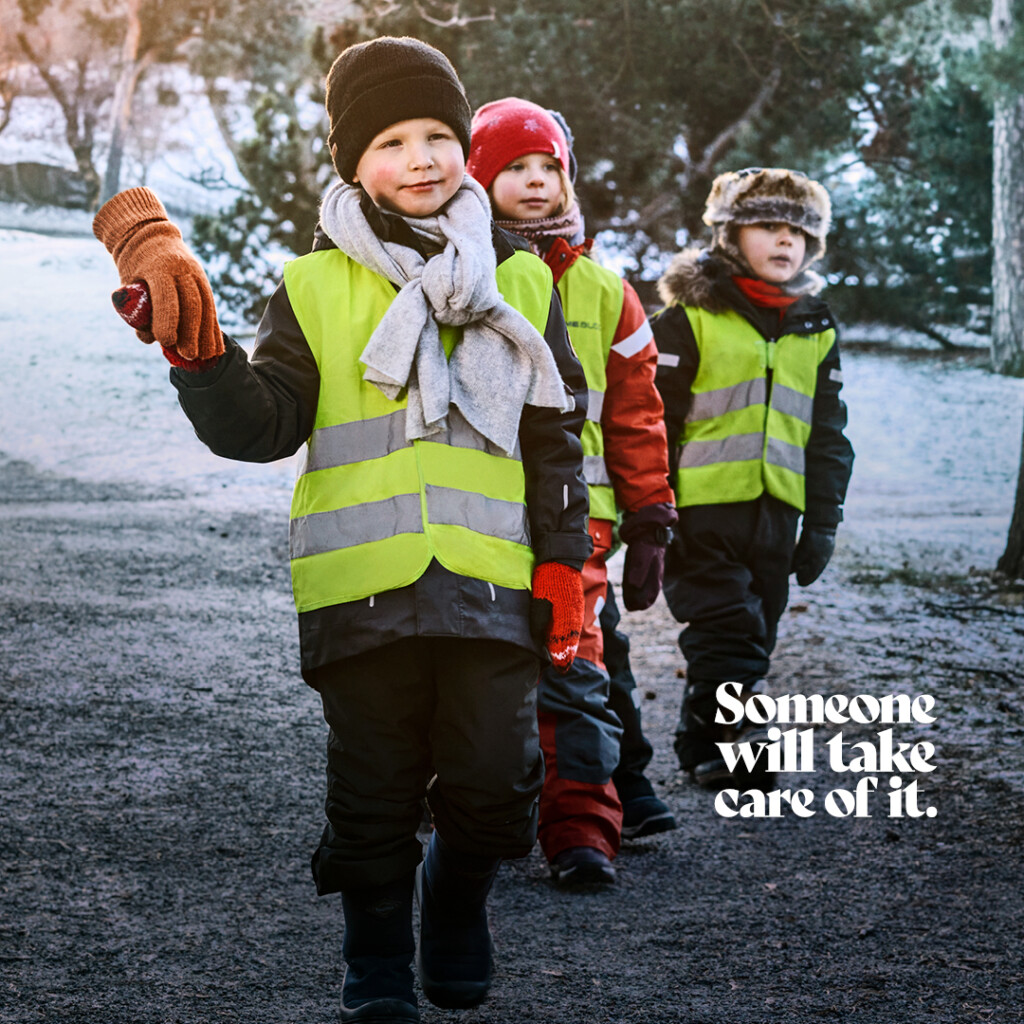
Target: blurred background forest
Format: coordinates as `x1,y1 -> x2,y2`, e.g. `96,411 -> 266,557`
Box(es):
2,0 -> 1024,573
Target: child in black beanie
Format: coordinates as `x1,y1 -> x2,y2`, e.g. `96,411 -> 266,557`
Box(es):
94,35 -> 592,1024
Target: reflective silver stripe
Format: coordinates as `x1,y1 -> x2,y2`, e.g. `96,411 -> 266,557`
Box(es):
686,379 -> 766,423
611,320 -> 653,358
678,432 -> 763,469
771,384 -> 814,424
303,410 -> 409,473
290,492 -> 423,558
766,436 -> 805,475
425,484 -> 530,546
586,389 -> 605,422
301,407 -> 522,475
583,455 -> 612,486
658,352 -> 680,367
829,368 -> 843,383
439,407 -> 522,460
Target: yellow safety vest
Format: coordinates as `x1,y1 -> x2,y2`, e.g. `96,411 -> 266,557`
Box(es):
674,306 -> 835,511
283,248 -> 553,613
557,256 -> 624,521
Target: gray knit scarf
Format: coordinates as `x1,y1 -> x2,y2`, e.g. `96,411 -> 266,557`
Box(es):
318,175 -> 573,456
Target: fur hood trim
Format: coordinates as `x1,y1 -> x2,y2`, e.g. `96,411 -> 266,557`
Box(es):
657,248 -> 825,310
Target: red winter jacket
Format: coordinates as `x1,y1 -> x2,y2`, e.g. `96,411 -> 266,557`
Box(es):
543,235 -> 674,516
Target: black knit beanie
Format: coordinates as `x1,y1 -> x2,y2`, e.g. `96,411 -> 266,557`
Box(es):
325,36 -> 473,184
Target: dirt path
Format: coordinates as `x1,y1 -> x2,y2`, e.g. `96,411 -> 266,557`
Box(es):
2,446 -> 1022,1024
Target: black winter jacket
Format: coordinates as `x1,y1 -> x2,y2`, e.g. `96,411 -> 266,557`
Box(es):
170,204 -> 591,684
651,250 -> 854,526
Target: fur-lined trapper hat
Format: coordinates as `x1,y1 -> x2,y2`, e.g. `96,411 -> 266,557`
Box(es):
704,167 -> 831,266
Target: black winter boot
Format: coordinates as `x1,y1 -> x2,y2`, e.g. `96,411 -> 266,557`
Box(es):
340,875 -> 419,1023
675,682 -> 776,792
415,832 -> 498,1009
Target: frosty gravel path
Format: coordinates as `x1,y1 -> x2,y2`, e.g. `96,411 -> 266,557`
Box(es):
2,229 -> 1023,1023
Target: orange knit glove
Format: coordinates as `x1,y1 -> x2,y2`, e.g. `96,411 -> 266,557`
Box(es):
93,187 -> 224,362
530,561 -> 584,672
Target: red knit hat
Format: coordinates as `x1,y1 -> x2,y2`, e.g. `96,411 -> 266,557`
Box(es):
467,97 -> 570,191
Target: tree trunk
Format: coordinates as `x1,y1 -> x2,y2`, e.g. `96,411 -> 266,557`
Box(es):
101,0 -> 153,205
991,0 -> 1024,377
997,411 -> 1024,578
992,0 -> 1024,577
16,35 -> 103,209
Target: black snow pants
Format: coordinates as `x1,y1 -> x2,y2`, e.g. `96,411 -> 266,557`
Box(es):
662,494 -> 800,768
310,636 -> 543,894
600,582 -> 657,804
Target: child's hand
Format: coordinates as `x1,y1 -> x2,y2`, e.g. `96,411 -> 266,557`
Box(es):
619,503 -> 678,611
112,282 -> 152,330
530,562 -> 583,672
791,524 -> 837,586
93,187 -> 224,363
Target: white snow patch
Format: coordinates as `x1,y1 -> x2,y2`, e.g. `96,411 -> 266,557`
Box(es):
1,229 -> 1020,560
0,229 -> 298,514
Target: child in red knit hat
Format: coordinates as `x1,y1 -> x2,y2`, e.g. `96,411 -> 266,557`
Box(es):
468,97 -> 679,887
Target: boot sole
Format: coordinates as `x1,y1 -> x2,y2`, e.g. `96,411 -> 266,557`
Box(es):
414,864 -> 493,1010
550,861 -> 616,888
340,996 -> 420,1023
621,811 -> 678,840
692,760 -> 778,792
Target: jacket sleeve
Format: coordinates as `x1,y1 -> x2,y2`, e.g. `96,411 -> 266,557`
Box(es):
651,303 -> 700,496
169,281 -> 319,462
600,281 -> 675,512
519,288 -> 593,570
804,331 -> 855,526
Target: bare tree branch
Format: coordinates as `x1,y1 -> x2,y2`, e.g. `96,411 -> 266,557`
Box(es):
413,0 -> 495,28
16,31 -> 73,121
605,0 -> 634,91
0,78 -> 14,135
693,63 -> 783,177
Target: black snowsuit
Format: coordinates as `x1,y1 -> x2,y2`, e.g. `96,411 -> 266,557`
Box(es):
169,206 -> 591,890
650,250 -> 854,768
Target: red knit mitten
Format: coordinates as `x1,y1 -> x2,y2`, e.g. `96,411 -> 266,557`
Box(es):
111,283 -> 221,372
531,561 -> 584,672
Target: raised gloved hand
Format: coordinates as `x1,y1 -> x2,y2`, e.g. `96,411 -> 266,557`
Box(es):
530,561 -> 584,672
791,524 -> 837,586
110,282 -> 220,371
618,502 -> 678,611
93,187 -> 224,363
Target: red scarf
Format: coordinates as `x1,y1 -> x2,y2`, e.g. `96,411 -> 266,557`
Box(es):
732,276 -> 800,311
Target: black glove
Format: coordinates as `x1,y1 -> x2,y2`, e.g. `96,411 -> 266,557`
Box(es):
791,525 -> 836,586
619,503 -> 678,611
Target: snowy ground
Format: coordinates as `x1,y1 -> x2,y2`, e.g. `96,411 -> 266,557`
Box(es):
2,225 -> 1020,541
2,226 -> 1024,1024
0,227 -> 294,511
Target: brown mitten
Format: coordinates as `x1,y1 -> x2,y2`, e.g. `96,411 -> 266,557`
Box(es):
93,187 -> 224,362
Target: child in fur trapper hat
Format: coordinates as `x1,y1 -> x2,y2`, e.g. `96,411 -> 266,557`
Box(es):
651,167 -> 854,793
469,98 -> 679,888
92,35 -> 593,1024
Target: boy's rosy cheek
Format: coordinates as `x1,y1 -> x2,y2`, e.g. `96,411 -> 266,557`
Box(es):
367,165 -> 399,193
